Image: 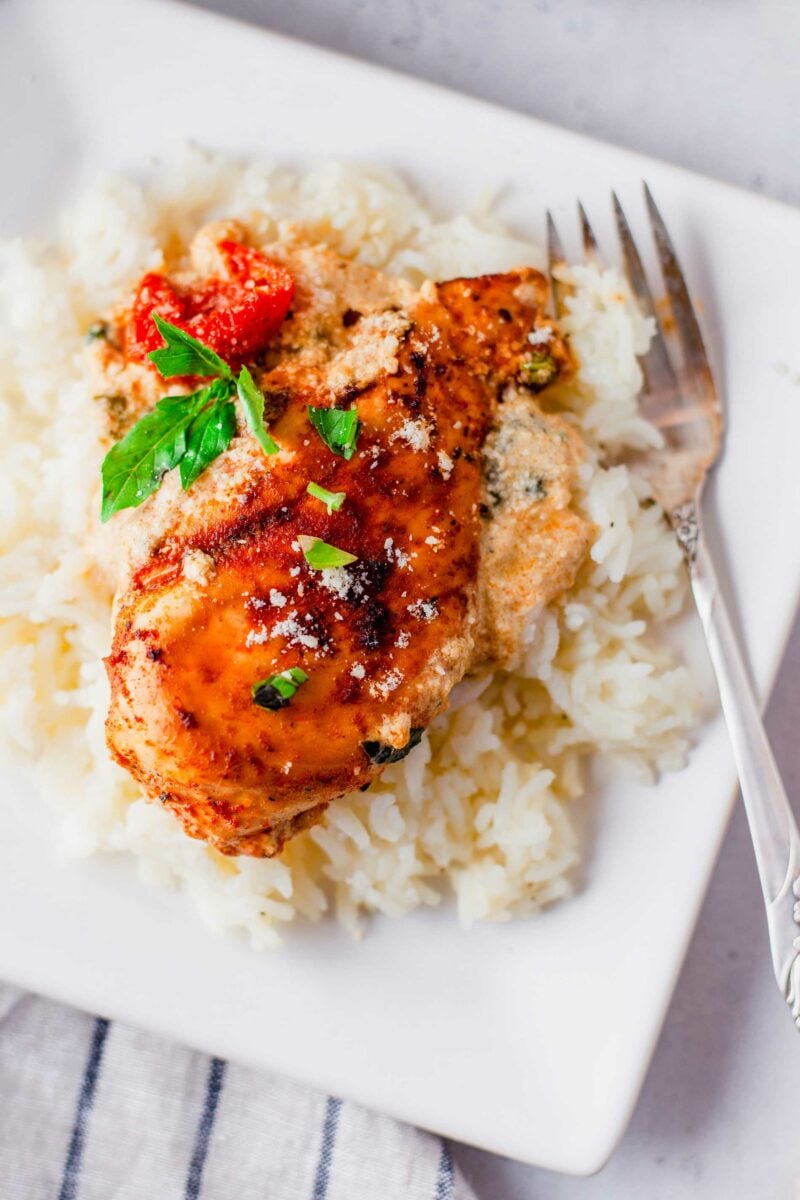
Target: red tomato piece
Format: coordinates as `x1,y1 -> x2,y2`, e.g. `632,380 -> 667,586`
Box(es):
125,242 -> 295,368
127,273 -> 187,357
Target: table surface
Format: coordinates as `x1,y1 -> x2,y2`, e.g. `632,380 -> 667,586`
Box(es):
54,0 -> 800,1193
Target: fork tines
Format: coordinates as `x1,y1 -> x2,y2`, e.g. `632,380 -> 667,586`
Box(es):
611,190 -> 680,399
546,186 -> 723,513
642,185 -> 714,390
545,210 -> 569,320
546,188 -> 720,415
577,200 -> 600,264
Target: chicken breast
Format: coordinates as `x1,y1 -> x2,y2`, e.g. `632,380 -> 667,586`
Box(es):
96,222 -> 591,856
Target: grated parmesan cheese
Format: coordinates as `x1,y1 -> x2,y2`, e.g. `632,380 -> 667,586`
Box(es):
320,566 -> 360,599
182,549 -> 215,586
436,450 -> 454,479
384,537 -> 410,569
407,599 -> 437,621
369,669 -> 403,699
528,326 -> 553,346
272,610 -> 319,650
391,417 -> 431,452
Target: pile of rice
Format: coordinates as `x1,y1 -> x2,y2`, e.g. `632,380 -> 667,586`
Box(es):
0,147 -> 698,948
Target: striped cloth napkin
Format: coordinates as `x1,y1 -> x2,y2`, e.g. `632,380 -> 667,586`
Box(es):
0,983 -> 474,1199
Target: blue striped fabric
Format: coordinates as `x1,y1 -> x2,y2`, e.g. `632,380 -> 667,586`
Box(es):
184,1057 -> 227,1200
57,1017 -> 110,1200
435,1142 -> 455,1199
311,1095 -> 342,1199
0,984 -> 474,1200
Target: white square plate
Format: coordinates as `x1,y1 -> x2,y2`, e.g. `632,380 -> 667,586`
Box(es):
2,0 -> 800,1174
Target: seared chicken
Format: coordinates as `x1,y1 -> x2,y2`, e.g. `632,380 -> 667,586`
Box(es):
95,221 -> 591,856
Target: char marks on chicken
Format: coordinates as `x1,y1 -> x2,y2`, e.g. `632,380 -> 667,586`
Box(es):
94,221 -> 591,856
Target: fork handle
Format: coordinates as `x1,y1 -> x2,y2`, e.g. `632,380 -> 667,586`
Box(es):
673,499 -> 800,1025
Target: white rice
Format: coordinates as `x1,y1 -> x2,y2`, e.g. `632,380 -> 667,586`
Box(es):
0,146 -> 699,948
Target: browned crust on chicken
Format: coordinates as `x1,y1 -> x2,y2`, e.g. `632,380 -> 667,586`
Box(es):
99,226 -> 590,856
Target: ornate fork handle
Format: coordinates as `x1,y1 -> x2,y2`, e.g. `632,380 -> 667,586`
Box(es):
674,499 -> 800,1025
771,843 -> 800,1026
549,192 -> 800,1026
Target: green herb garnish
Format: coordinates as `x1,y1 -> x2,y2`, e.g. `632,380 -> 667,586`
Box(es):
306,482 -> 346,513
101,317 -> 283,520
297,534 -> 357,569
251,667 -> 309,711
101,388 -> 209,521
520,349 -> 557,390
307,405 -> 360,460
362,727 -> 425,765
85,321 -> 109,343
179,395 -> 238,491
237,365 -> 280,455
148,313 -> 233,381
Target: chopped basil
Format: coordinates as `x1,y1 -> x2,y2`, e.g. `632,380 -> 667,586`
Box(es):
307,405 -> 360,459
306,481 -> 346,512
520,349 -> 557,390
236,365 -> 280,455
149,314 -> 233,381
297,534 -> 357,569
85,321 -> 109,342
251,667 -> 309,711
362,727 -> 425,765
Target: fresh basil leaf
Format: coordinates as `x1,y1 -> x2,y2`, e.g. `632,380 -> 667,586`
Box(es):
297,534 -> 357,569
237,365 -> 280,455
179,397 -> 237,491
306,481 -> 346,512
252,667 -> 309,710
307,406 -> 360,460
148,314 -> 233,381
155,377 -> 231,414
100,390 -> 207,522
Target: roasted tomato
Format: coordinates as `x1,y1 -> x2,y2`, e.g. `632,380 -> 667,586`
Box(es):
125,240 -> 294,366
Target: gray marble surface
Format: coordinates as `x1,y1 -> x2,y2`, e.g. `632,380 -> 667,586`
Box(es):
202,1 -> 800,1193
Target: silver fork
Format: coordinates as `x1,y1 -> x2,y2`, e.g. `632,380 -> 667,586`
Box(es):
547,188 -> 800,1029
